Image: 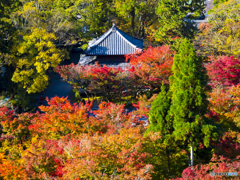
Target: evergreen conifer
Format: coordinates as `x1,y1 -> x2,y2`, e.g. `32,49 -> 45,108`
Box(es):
169,39 -> 218,166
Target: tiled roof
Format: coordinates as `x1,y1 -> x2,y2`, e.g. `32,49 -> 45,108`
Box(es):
85,24 -> 143,55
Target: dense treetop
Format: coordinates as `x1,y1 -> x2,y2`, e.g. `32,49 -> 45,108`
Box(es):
1,0 -> 240,179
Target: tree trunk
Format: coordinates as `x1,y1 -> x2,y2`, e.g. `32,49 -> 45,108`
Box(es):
141,17 -> 145,38
166,147 -> 170,178
6,65 -> 14,98
131,7 -> 135,36
190,141 -> 194,167
141,25 -> 145,38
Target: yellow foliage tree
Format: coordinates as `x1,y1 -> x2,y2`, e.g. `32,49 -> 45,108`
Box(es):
12,28 -> 65,93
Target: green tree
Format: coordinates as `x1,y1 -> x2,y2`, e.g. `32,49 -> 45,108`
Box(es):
146,83 -> 175,178
0,0 -> 17,65
0,0 -> 77,110
169,39 -> 218,166
155,0 -> 205,44
146,83 -> 173,141
11,0 -> 78,46
195,0 -> 240,57
8,0 -> 72,94
88,0 -> 116,37
114,0 -> 159,38
0,0 -> 20,92
67,0 -> 116,42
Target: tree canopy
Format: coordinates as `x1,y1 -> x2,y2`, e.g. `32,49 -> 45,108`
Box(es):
1,0 -> 240,179
155,0 -> 205,44
169,39 -> 218,166
195,0 -> 240,56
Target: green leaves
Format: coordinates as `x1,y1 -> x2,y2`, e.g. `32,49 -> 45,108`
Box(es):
0,0 -> 20,67
146,39 -> 218,169
147,83 -> 173,143
155,0 -> 205,44
170,39 -> 217,147
114,0 -> 159,37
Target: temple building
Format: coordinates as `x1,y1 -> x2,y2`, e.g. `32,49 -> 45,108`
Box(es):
79,23 -> 143,67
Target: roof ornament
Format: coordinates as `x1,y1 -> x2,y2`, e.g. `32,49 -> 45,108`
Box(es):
112,23 -> 116,32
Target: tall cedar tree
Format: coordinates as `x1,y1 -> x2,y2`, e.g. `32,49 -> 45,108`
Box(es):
169,39 -> 218,166
146,83 -> 172,141
146,82 -> 174,177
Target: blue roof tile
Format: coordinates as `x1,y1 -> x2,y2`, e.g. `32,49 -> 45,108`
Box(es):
85,24 -> 143,55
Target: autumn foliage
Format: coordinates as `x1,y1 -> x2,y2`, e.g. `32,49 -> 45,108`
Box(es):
2,0 -> 240,179
201,55 -> 240,180
56,46 -> 174,102
126,45 -> 174,83
178,154 -> 240,180
206,56 -> 240,88
0,97 -> 157,179
1,47 -> 240,179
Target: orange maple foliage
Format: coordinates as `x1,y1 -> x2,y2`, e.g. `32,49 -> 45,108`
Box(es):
0,97 -> 155,179
208,85 -> 240,128
126,46 -> 174,83
0,153 -> 27,180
